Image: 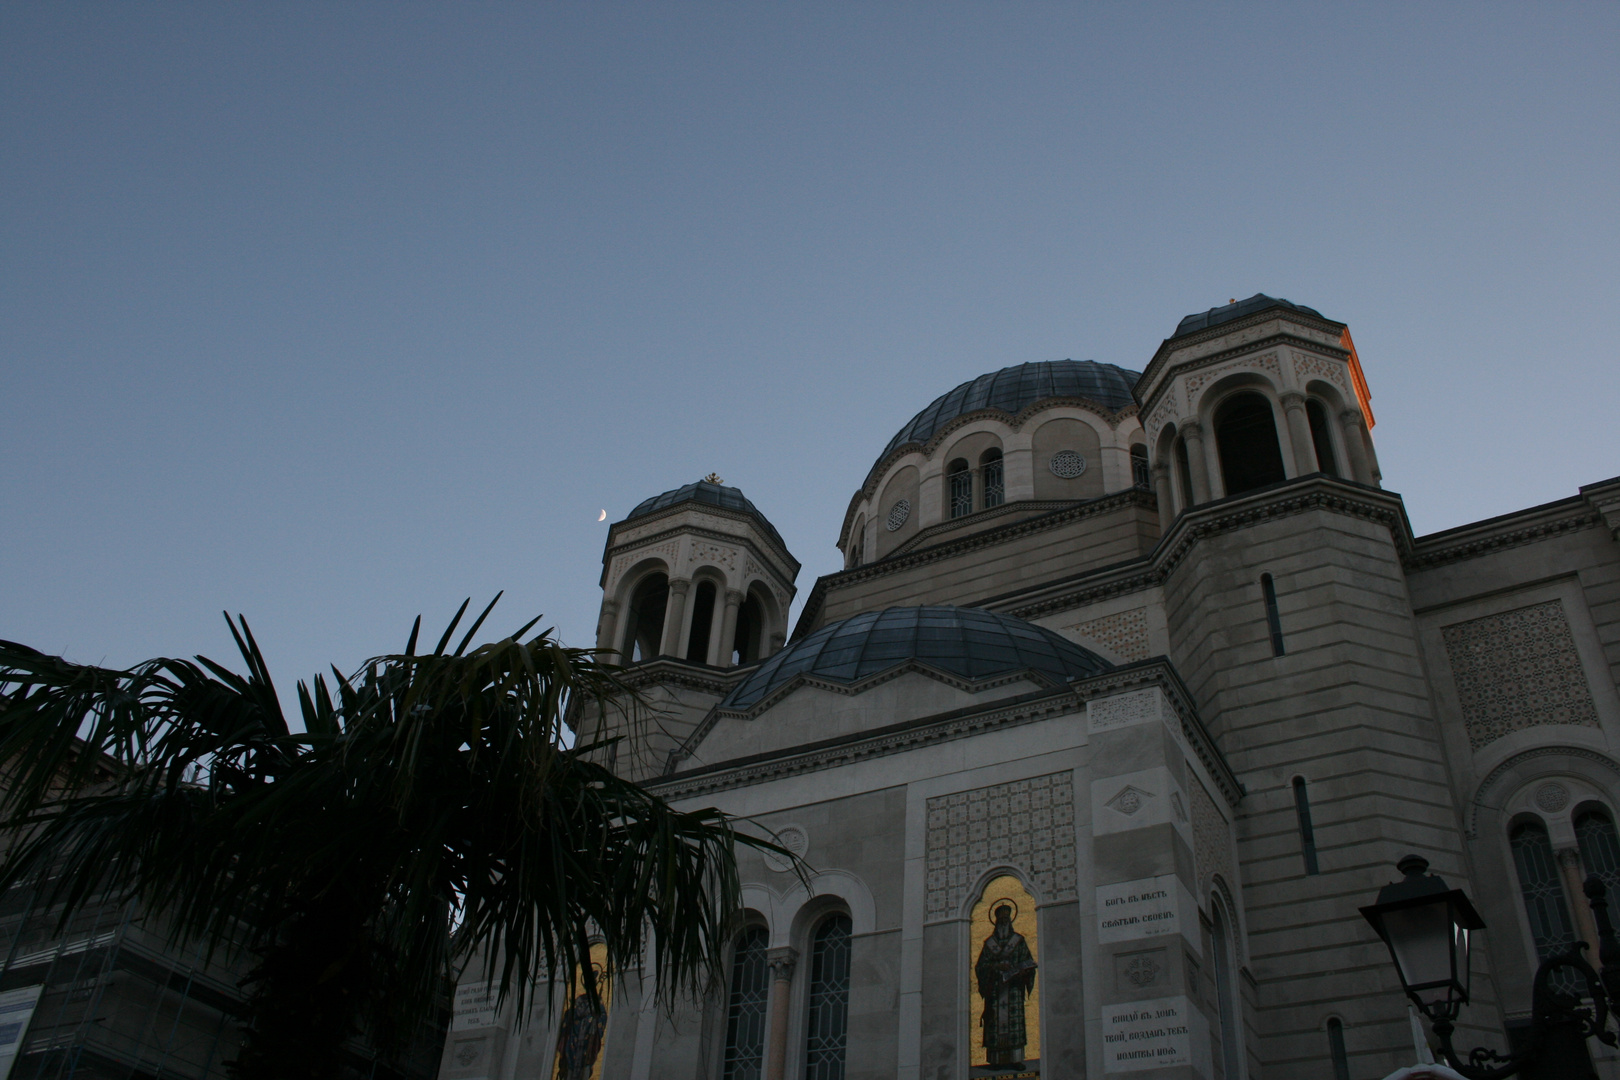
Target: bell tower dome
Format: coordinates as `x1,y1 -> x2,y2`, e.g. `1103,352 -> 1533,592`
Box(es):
1135,294 -> 1380,522
596,477 -> 798,667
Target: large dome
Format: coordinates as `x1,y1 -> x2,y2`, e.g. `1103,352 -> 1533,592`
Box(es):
722,605 -> 1111,709
877,359 -> 1141,465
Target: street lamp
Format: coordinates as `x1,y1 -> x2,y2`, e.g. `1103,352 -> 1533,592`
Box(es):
1361,855 -> 1620,1080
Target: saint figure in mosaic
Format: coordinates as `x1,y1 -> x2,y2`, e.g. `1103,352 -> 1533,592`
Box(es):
553,963 -> 608,1080
975,902 -> 1038,1066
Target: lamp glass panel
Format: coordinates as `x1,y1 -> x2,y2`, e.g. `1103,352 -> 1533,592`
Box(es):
1383,902 -> 1456,997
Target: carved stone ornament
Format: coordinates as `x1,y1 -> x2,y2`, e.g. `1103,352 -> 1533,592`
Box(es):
1125,955 -> 1162,988
1049,450 -> 1087,478
762,826 -> 810,872
886,499 -> 911,531
1107,785 -> 1153,816
1534,782 -> 1571,814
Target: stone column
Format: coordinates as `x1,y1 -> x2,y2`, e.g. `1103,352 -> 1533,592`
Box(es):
1558,848 -> 1602,958
1180,420 -> 1213,504
595,599 -> 620,658
716,589 -> 743,668
1280,391 -> 1316,475
764,946 -> 799,1080
659,578 -> 691,658
1152,462 -> 1176,527
1338,410 -> 1374,485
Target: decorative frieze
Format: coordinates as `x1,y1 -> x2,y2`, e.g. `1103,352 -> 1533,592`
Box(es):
1441,600 -> 1600,751
1289,349 -> 1348,392
1065,607 -> 1151,662
924,771 -> 1077,920
1184,351 -> 1281,404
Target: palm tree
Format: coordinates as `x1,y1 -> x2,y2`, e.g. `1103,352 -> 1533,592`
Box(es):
0,596 -> 777,1080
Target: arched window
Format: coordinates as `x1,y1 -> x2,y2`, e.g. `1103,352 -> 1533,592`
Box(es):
1326,1018 -> 1350,1080
1292,776 -> 1318,874
685,580 -> 718,663
804,914 -> 852,1080
1510,821 -> 1580,982
1174,436 -> 1194,508
734,591 -> 766,666
948,458 -> 972,519
1210,901 -> 1242,1079
1306,399 -> 1339,478
1130,444 -> 1151,489
622,573 -> 668,663
980,449 -> 1005,509
848,517 -> 865,569
1576,808 -> 1620,897
1262,574 -> 1285,658
1213,392 -> 1287,497
723,926 -> 770,1080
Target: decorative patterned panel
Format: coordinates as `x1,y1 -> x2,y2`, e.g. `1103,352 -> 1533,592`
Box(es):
690,541 -> 738,572
1442,601 -> 1600,751
1189,772 -> 1232,902
924,771 -> 1077,920
1184,352 -> 1281,403
1289,350 -> 1348,392
1063,607 -> 1151,662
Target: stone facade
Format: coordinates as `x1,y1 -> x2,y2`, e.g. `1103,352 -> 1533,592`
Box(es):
445,296 -> 1620,1080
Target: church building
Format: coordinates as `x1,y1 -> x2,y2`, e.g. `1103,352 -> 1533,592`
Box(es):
442,294 -> 1620,1080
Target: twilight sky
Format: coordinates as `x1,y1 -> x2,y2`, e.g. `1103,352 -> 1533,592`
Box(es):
3,4 -> 1617,700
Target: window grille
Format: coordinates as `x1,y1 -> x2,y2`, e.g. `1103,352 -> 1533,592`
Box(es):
948,468 -> 972,519
1326,1018 -> 1350,1080
1577,810 -> 1620,899
804,915 -> 851,1080
1131,446 -> 1151,489
1292,777 -> 1319,875
982,459 -> 1005,508
1510,822 -> 1581,996
723,927 -> 770,1080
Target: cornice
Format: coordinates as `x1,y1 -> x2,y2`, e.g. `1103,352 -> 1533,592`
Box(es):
616,657 -> 749,697
1135,308 -> 1347,408
599,519 -> 801,592
648,659 -> 1243,808
1137,330 -> 1350,419
1405,497 -> 1601,572
666,661 -> 1063,773
603,502 -> 800,581
793,488 -> 1158,641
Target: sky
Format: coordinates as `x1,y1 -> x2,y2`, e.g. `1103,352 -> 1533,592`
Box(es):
3,3 -> 1618,703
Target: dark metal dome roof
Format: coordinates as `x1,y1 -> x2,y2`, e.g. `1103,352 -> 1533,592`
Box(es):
1170,293 -> 1325,339
722,605 -> 1111,709
625,481 -> 785,550
878,360 -> 1141,464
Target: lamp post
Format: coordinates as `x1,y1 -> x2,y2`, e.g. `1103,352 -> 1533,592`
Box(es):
1361,855 -> 1620,1080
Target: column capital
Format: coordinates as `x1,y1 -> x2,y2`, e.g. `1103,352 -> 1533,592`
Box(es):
1279,389 -> 1308,410
1179,418 -> 1203,438
667,577 -> 692,596
767,946 -> 799,981
600,598 -> 620,615
1151,462 -> 1171,479
725,588 -> 746,606
1340,409 -> 1365,429
1557,846 -> 1585,868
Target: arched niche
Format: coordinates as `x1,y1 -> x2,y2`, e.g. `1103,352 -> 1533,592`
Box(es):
847,514 -> 866,569
1031,416 -> 1104,500
618,567 -> 671,663
875,464 -> 920,560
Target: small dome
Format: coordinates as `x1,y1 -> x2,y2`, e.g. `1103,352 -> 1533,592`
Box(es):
877,360 -> 1141,467
722,606 -> 1111,709
1170,293 -> 1325,339
625,480 -> 785,550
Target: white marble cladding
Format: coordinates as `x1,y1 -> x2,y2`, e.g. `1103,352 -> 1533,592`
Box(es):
1096,874 -> 1199,951
923,770 -> 1077,920
1101,994 -> 1203,1074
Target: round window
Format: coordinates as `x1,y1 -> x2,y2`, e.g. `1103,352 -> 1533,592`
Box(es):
886,499 -> 911,531
1049,450 -> 1087,478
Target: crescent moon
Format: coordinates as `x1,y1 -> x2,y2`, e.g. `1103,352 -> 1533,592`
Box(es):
598,509 -> 607,522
